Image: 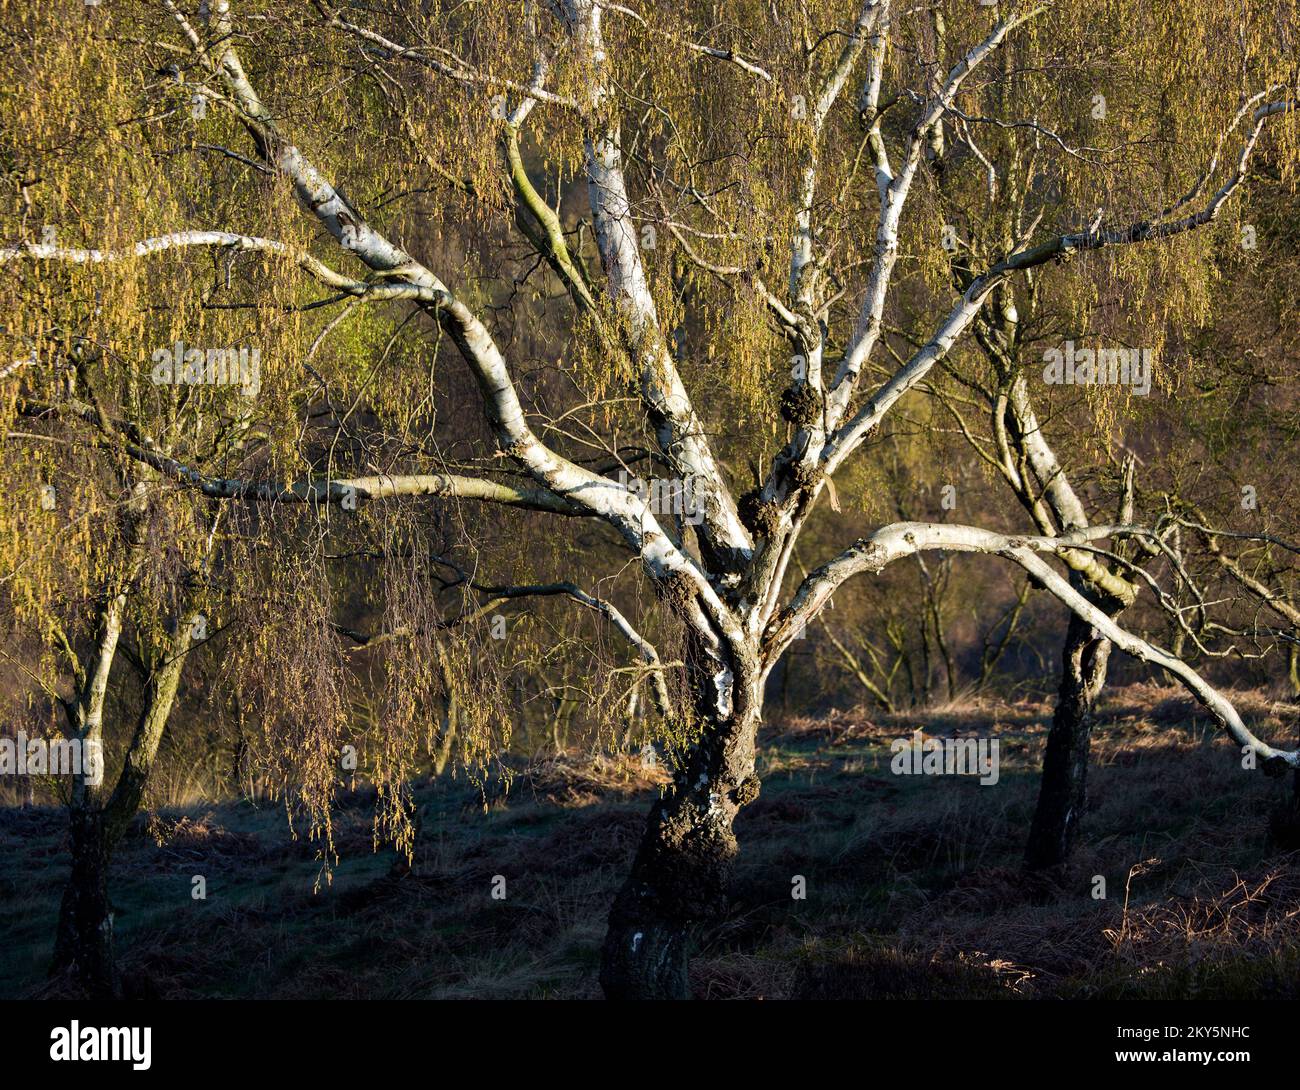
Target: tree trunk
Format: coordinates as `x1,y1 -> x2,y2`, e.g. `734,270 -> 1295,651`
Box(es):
1267,764 -> 1300,850
600,648 -> 762,999
51,809 -> 118,998
1025,609 -> 1112,871
50,622 -> 188,997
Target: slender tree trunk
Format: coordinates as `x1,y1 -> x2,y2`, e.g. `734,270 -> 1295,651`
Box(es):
433,701 -> 458,777
1025,610 -> 1112,871
433,644 -> 459,776
817,616 -> 895,712
51,808 -> 117,998
50,619 -> 188,996
600,645 -> 762,1000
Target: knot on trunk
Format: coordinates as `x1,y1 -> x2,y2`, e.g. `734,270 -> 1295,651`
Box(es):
738,489 -> 781,537
790,461 -> 821,492
654,571 -> 697,615
732,774 -> 760,807
779,383 -> 820,427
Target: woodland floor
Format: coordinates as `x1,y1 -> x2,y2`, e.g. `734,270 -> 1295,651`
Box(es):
5,684 -> 1300,999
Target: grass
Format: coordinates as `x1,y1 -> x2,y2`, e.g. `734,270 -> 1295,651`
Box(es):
3,684 -> 1299,999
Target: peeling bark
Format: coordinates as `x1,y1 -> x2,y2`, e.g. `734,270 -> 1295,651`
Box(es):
601,639 -> 761,999
17,2 -> 1299,1004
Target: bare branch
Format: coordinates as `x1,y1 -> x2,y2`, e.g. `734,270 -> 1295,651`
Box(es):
774,521 -> 1298,768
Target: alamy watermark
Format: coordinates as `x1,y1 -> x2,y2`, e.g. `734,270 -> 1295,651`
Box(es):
890,730 -> 1000,786
0,731 -> 102,786
50,1022 -> 151,1071
1042,339 -> 1153,396
618,470 -> 703,526
151,340 -> 261,396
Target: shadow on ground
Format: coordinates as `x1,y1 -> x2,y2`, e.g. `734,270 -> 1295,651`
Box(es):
3,685 -> 1299,999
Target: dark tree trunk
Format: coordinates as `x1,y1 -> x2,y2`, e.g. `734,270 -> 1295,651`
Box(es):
1268,766 -> 1300,851
1025,609 -> 1112,871
601,646 -> 762,1000
50,636 -> 186,997
51,809 -> 118,998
